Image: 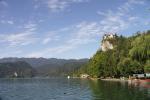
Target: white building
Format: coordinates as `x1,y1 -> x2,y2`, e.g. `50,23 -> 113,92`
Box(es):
80,74 -> 90,78
101,41 -> 113,51
14,72 -> 18,77
103,33 -> 114,39
101,33 -> 116,51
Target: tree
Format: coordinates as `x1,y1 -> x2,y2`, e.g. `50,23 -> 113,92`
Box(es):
144,60 -> 150,73
74,30 -> 150,78
129,34 -> 150,64
117,58 -> 143,77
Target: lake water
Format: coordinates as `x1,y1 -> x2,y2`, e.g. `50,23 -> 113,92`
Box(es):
0,78 -> 150,100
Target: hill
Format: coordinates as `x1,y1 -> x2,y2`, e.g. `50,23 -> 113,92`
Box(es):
36,59 -> 88,76
0,61 -> 36,78
74,30 -> 150,78
0,58 -> 88,77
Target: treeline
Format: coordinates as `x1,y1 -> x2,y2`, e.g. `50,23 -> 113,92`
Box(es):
74,30 -> 150,78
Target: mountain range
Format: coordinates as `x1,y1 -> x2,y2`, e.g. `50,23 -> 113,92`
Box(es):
0,58 -> 88,78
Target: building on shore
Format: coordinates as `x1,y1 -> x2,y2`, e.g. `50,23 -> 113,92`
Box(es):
14,72 -> 18,77
132,73 -> 150,79
80,74 -> 90,78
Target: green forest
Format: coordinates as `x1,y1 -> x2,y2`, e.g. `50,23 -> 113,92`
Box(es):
73,30 -> 150,78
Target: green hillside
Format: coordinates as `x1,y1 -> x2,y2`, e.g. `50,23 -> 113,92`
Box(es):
74,30 -> 150,78
0,61 -> 36,78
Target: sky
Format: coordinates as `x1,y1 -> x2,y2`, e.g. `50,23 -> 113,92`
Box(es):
0,0 -> 150,59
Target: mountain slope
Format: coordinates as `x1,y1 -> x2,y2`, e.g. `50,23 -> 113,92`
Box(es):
0,61 -> 36,78
0,58 -> 88,77
37,59 -> 88,76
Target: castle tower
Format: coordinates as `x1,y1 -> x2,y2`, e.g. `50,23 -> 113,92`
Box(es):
101,33 -> 116,51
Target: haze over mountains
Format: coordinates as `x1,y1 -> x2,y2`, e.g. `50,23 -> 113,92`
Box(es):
0,57 -> 88,78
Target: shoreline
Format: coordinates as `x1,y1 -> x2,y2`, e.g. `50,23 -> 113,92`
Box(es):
73,77 -> 129,82
100,78 -> 128,82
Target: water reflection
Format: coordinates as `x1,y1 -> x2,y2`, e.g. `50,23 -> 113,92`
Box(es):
0,78 -> 92,100
0,78 -> 150,100
89,80 -> 150,100
128,79 -> 150,89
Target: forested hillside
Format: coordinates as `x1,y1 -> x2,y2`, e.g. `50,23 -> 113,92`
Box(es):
0,58 -> 88,77
37,59 -> 88,77
74,31 -> 150,78
0,61 -> 36,78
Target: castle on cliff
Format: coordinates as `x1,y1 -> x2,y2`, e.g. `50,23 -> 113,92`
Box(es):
101,33 -> 117,51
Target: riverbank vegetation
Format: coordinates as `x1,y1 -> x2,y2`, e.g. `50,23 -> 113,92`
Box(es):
73,30 -> 150,78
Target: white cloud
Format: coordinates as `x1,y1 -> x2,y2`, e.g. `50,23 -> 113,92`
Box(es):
47,0 -> 68,12
0,22 -> 38,47
34,0 -> 89,12
27,44 -> 72,57
27,0 -> 146,57
128,16 -> 138,21
0,32 -> 37,47
24,23 -> 37,31
41,31 -> 61,45
129,0 -> 145,5
42,36 -> 60,45
0,20 -> 14,25
27,37 -> 95,58
27,21 -> 100,57
97,0 -> 145,33
0,0 -> 8,7
118,0 -> 145,13
7,20 -> 14,24
99,14 -> 128,33
42,38 -> 51,44
75,22 -> 101,38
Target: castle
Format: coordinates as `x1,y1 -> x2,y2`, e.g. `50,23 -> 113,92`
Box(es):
101,33 -> 116,51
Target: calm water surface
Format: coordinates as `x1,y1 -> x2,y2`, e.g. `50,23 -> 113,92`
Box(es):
0,78 -> 150,100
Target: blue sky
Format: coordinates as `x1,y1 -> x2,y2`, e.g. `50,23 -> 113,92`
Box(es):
0,0 -> 150,59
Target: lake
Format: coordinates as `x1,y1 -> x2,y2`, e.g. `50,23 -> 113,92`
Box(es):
0,78 -> 150,100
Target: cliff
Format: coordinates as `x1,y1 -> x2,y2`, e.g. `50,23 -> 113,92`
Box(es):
101,33 -> 117,51
74,30 -> 150,78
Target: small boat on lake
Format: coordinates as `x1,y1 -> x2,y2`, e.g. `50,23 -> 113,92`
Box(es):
67,76 -> 70,79
14,72 -> 18,77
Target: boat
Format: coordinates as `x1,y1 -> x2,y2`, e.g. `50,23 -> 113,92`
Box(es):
139,79 -> 150,83
14,72 -> 18,77
67,76 -> 70,79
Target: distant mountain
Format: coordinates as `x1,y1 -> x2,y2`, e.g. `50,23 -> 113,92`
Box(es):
0,61 -> 36,78
0,58 -> 88,77
0,58 -> 55,67
37,59 -> 88,76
